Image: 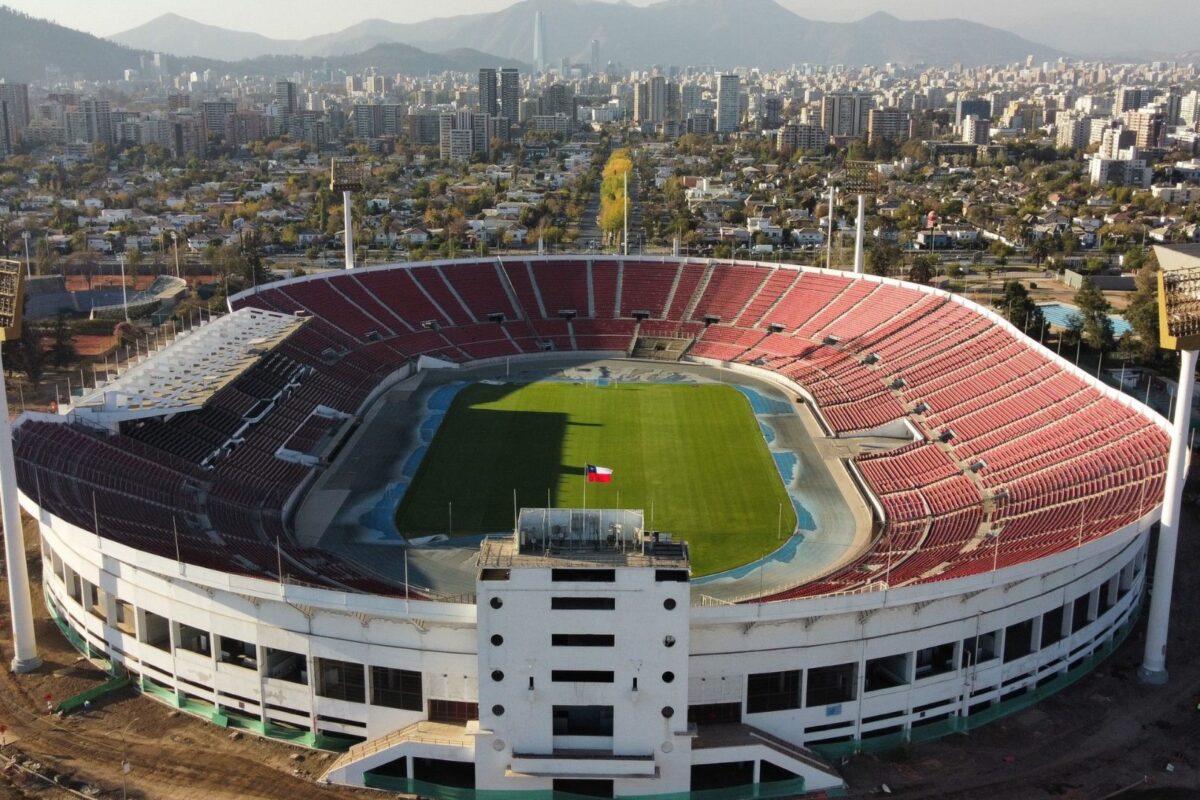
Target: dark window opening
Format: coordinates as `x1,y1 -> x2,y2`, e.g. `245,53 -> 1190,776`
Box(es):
688,702 -> 742,725
1004,619 -> 1035,662
177,623 -> 210,657
315,658 -> 365,704
413,757 -> 474,789
691,762 -> 754,791
553,779 -> 612,798
865,654 -> 909,691
1042,606 -> 1066,648
961,631 -> 999,668
371,667 -> 422,711
747,670 -> 801,713
915,643 -> 957,680
552,670 -> 614,683
551,634 -> 615,647
428,700 -> 478,725
551,597 -> 615,610
552,705 -> 614,737
217,635 -> 257,669
552,569 -> 616,583
806,663 -> 856,706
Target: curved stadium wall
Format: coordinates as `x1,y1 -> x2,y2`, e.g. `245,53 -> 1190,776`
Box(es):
16,257 -> 1167,795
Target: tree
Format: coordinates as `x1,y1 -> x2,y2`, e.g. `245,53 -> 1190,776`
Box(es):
1073,277 -> 1115,351
907,254 -> 937,285
866,241 -> 900,277
12,324 -> 46,386
999,280 -> 1044,335
49,312 -> 75,368
1121,263 -> 1160,364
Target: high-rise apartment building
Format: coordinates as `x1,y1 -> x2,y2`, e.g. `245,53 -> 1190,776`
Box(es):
590,39 -> 600,75
1055,110 -> 1089,150
820,92 -> 872,138
776,122 -> 826,153
961,115 -> 990,145
479,68 -> 498,116
274,80 -> 298,114
202,100 -> 238,138
0,101 -> 10,157
500,68 -> 520,120
866,108 -> 910,144
716,74 -> 740,134
1124,107 -> 1166,149
1181,91 -> 1200,129
954,97 -> 990,125
0,82 -> 30,146
648,76 -> 668,124
1115,86 -> 1159,114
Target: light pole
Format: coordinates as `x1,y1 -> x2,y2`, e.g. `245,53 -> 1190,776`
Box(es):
1139,251 -> 1200,684
170,231 -> 181,279
22,231 -> 31,278
0,258 -> 40,673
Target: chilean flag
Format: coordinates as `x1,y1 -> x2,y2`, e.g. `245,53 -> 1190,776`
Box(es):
586,464 -> 614,483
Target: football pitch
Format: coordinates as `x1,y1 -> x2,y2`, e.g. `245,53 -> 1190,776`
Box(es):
395,381 -> 797,576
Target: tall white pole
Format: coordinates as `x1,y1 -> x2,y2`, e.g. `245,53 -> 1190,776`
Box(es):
0,348 -> 41,673
119,254 -> 130,322
826,185 -> 835,269
853,194 -> 865,275
623,170 -> 629,257
22,232 -> 31,278
1139,347 -> 1197,684
343,190 -> 354,270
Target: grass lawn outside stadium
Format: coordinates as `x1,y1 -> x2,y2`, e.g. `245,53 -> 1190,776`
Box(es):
395,381 -> 798,576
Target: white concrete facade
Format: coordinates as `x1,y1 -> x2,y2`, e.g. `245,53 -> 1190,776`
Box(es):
29,485 -> 1148,797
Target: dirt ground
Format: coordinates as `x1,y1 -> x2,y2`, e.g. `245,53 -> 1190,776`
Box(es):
3,497 -> 1199,800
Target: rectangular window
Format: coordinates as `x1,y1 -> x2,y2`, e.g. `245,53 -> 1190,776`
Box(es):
1041,606 -> 1066,648
551,597 -> 615,610
746,669 -> 801,713
217,635 -> 257,669
264,648 -> 307,684
915,643 -> 957,679
140,610 -> 171,652
864,654 -> 909,691
552,705 -> 614,736
688,702 -> 742,724
655,570 -> 688,582
1071,594 -> 1092,634
961,630 -> 999,667
177,623 -> 210,657
552,569 -> 615,583
428,700 -> 478,724
552,634 -> 615,647
315,658 -> 366,704
552,670 -> 615,683
371,667 -> 422,711
1004,619 -> 1035,662
806,663 -> 856,706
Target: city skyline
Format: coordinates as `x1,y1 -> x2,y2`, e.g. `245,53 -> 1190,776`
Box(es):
4,0 -> 1198,58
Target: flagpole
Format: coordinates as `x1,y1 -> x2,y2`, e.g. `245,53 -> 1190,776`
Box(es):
583,464 -> 587,511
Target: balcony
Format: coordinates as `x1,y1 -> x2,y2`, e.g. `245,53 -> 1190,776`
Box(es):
509,750 -> 657,778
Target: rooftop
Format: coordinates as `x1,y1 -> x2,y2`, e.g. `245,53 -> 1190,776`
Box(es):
72,307 -> 305,421
478,508 -> 690,570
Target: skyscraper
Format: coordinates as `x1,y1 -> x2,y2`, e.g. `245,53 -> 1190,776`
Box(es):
0,82 -> 30,146
274,80 -> 298,114
500,68 -> 520,120
479,68 -> 499,116
716,74 -> 740,134
590,39 -> 600,75
820,92 -> 872,139
533,11 -> 546,74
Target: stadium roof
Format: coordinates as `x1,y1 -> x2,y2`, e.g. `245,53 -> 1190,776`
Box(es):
72,307 -> 304,423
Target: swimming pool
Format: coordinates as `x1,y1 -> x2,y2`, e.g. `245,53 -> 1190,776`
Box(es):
1038,302 -> 1133,337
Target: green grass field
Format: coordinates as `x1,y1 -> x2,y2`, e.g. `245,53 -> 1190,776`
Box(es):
395,381 -> 796,576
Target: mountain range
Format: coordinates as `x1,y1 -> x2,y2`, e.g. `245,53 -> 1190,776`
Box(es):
0,6 -> 521,83
111,0 -> 1065,69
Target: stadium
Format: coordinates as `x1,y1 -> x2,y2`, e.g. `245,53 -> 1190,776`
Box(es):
10,256 -> 1170,798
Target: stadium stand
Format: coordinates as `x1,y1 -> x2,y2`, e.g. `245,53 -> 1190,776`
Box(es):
13,259 -> 1168,603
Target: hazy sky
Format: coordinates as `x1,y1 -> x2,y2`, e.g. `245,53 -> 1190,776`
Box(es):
7,0 -> 1197,55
